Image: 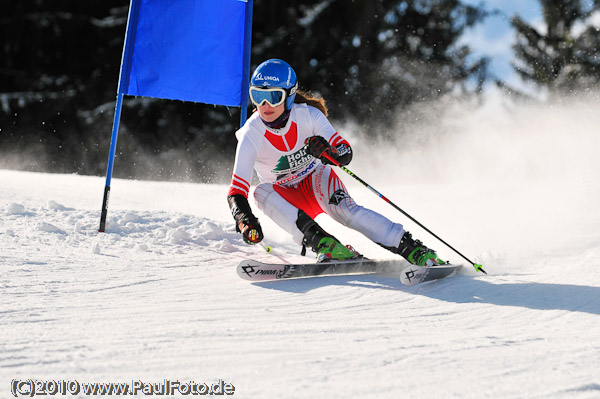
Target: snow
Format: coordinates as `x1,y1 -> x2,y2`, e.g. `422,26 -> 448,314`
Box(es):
2,94 -> 600,398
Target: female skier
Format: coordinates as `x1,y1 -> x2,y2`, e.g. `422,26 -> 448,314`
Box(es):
227,59 -> 443,265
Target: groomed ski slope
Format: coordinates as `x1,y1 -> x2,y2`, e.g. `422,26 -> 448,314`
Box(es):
2,95 -> 600,398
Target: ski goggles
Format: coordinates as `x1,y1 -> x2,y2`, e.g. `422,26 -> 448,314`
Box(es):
249,87 -> 287,107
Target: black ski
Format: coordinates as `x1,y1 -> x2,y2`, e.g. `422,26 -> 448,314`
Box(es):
237,258 -> 462,285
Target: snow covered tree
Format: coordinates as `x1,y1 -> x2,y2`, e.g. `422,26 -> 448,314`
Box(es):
512,0 -> 600,92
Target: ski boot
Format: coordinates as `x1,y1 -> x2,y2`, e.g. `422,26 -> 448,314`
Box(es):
296,210 -> 361,263
315,237 -> 361,263
396,232 -> 444,266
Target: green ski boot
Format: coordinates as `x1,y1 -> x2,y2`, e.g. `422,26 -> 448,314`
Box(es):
315,237 -> 360,263
396,232 -> 444,266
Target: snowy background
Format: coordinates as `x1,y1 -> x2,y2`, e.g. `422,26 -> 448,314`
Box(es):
2,92 -> 600,398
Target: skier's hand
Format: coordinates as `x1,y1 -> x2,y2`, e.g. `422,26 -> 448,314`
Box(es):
237,214 -> 264,245
305,136 -> 338,165
228,194 -> 264,245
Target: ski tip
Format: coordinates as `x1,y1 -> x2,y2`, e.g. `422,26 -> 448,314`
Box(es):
473,263 -> 487,274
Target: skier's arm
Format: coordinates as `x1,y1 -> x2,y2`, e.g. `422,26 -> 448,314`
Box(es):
227,135 -> 263,244
227,194 -> 263,244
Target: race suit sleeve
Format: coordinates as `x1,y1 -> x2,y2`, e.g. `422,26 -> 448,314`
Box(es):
228,134 -> 259,198
227,132 -> 262,234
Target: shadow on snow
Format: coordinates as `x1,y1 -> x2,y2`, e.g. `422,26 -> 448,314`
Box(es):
253,274 -> 600,316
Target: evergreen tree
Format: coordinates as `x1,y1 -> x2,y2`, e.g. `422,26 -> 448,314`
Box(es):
251,0 -> 487,125
512,0 -> 600,92
1,1 -> 488,179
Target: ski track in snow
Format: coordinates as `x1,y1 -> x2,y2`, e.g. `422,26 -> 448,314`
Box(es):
2,97 -> 600,398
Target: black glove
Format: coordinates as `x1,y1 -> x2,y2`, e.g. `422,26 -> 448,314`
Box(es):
228,194 -> 264,245
237,214 -> 264,244
305,136 -> 339,165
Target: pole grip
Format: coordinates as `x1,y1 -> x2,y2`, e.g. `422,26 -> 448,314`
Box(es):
321,152 -> 340,167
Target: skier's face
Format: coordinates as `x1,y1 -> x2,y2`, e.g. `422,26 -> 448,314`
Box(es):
257,102 -> 285,123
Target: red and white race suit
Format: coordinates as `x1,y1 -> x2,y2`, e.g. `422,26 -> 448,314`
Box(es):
228,103 -> 404,248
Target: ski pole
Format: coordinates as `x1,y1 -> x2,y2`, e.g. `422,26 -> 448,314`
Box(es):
321,152 -> 486,274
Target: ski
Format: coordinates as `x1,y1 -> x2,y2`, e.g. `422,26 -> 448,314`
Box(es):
237,258 -> 462,285
237,258 -> 384,281
400,264 -> 463,286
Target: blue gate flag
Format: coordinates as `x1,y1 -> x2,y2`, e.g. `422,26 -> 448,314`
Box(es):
119,0 -> 252,107
100,0 -> 253,233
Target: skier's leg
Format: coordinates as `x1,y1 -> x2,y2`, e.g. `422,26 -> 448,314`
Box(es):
254,183 -> 358,261
312,165 -> 405,247
312,165 -> 444,265
253,183 -> 307,246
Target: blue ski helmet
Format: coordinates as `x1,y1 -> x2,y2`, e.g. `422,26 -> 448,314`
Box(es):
250,59 -> 298,110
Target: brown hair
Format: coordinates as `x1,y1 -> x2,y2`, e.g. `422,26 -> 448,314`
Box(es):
294,89 -> 328,117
